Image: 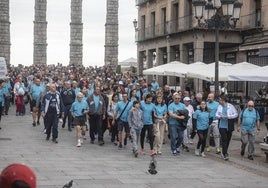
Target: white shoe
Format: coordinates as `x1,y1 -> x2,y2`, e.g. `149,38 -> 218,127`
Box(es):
195,149 -> 200,156
76,139 -> 81,147
201,152 -> 206,158
80,138 -> 83,144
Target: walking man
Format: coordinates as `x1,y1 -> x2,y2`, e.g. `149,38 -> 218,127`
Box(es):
205,93 -> 221,154
87,86 -> 106,145
41,84 -> 65,143
237,100 -> 260,160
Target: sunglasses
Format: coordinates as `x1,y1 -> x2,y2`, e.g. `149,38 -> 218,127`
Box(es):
248,105 -> 254,107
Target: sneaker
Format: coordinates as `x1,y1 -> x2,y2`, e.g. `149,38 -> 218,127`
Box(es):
201,152 -> 206,158
76,140 -> 81,147
150,150 -> 156,156
52,138 -> 58,144
124,137 -> 127,146
184,146 -> 190,152
43,129 -> 46,134
113,142 -> 118,146
98,141 -> 104,146
134,150 -> 139,158
83,136 -> 86,140
118,143 -> 123,149
46,136 -> 49,141
248,155 -> 254,160
68,128 -> 72,132
157,151 -> 162,155
141,148 -> 145,155
223,154 -> 229,160
195,149 -> 200,156
176,148 -> 180,155
216,148 -> 221,154
172,150 -> 177,156
205,146 -> 211,152
32,122 -> 36,127
80,138 -> 83,144
37,121 -> 40,125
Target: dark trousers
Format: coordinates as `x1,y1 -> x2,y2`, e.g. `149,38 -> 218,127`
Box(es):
63,104 -> 73,129
140,124 -> 154,150
197,129 -> 208,153
0,104 -> 3,122
219,128 -> 233,155
45,113 -> 59,139
109,119 -> 118,142
4,96 -> 10,114
89,114 -> 103,142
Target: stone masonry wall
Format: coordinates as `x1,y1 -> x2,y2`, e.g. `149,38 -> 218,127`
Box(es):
0,0 -> 10,65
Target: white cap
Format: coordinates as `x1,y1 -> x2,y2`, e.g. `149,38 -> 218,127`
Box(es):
183,97 -> 191,101
119,81 -> 123,85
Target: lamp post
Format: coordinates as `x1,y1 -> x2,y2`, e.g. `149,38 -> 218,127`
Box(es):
192,0 -> 242,97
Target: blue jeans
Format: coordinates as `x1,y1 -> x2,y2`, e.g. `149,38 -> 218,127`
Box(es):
169,124 -> 184,152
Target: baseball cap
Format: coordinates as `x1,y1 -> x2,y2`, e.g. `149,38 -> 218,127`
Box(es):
0,163 -> 36,188
183,97 -> 191,101
118,81 -> 124,85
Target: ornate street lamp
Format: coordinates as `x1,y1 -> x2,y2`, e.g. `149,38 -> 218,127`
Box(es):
192,0 -> 242,97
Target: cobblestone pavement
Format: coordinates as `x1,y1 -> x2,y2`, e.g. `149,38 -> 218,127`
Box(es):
0,105 -> 268,188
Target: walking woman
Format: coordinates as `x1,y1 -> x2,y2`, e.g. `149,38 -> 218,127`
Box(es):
140,94 -> 155,155
107,93 -> 119,145
193,101 -> 211,157
153,95 -> 168,155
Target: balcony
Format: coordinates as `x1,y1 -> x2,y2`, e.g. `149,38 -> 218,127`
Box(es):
135,15 -> 194,42
239,12 -> 263,36
135,0 -> 155,6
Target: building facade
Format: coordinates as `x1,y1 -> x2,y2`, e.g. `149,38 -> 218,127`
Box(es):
135,0 -> 267,95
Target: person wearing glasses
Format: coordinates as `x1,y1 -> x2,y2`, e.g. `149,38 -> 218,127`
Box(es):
168,93 -> 186,156
237,101 -> 260,160
216,95 -> 238,160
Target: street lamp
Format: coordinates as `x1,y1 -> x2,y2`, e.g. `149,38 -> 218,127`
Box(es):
192,0 -> 242,97
133,19 -> 138,31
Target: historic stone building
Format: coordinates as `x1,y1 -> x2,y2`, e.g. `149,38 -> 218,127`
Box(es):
104,0 -> 119,68
70,0 -> 83,66
135,0 -> 268,94
33,0 -> 47,65
0,0 -> 10,65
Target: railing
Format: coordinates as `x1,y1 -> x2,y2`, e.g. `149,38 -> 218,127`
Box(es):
135,12 -> 263,42
136,15 -> 194,41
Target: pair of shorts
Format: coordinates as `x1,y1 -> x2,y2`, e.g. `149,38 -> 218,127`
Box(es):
73,116 -> 86,126
117,119 -> 130,133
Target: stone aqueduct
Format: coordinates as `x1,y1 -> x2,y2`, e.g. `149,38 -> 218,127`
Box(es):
0,0 -> 119,67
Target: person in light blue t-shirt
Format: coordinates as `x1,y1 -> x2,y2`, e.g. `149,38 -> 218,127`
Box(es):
168,93 -> 186,156
70,92 -> 89,147
140,94 -> 155,155
193,101 -> 211,157
237,100 -> 260,160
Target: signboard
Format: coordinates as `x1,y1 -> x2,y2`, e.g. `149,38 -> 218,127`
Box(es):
0,57 -> 7,79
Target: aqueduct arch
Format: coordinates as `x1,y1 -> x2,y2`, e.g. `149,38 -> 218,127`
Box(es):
0,0 -> 119,67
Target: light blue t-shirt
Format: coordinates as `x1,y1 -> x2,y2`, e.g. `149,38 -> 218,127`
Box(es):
240,108 -> 260,131
70,100 -> 89,117
207,101 -> 219,120
116,100 -> 132,122
219,105 -> 228,129
140,101 -> 155,125
154,104 -> 167,118
30,84 -> 44,101
168,102 -> 186,126
93,95 -> 100,113
193,110 -> 210,130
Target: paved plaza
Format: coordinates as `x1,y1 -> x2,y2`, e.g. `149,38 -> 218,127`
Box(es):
0,106 -> 268,188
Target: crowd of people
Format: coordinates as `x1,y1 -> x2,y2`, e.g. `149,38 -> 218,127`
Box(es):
0,63 -> 262,161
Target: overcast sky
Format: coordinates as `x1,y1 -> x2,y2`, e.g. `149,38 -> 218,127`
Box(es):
10,0 -> 137,67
